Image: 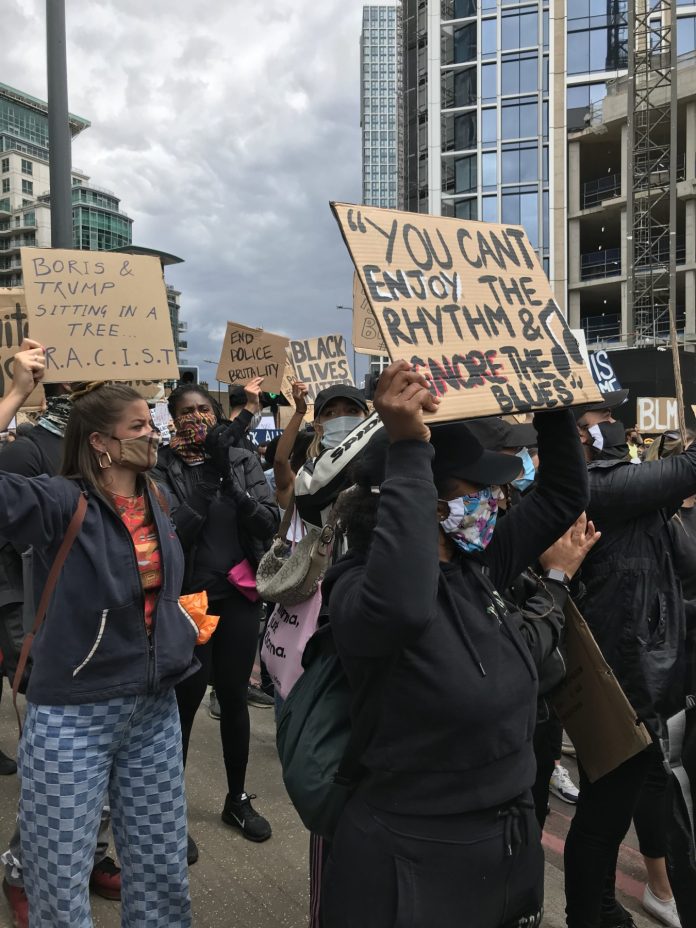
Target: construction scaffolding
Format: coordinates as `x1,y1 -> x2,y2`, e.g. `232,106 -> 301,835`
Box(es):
626,0 -> 679,349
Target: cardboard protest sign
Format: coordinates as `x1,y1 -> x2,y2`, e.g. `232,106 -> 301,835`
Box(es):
216,322 -> 289,392
332,203 -> 601,422
550,601 -> 652,782
286,334 -> 354,405
20,248 -> 179,383
0,289 -> 43,405
637,397 -> 679,433
127,381 -> 165,401
352,272 -> 387,357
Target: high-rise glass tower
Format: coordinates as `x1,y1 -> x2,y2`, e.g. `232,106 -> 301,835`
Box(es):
401,0 -> 696,326
361,3 -> 403,208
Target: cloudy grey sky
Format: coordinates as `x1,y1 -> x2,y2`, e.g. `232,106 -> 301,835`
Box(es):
4,0 -> 367,380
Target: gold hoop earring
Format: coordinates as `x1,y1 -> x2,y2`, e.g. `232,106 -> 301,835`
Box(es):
98,451 -> 113,470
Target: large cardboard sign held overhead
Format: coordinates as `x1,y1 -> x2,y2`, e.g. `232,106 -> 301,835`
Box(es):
20,248 -> 179,383
352,272 -> 387,357
332,203 -> 601,422
216,322 -> 289,392
0,289 -> 43,404
287,334 -> 354,404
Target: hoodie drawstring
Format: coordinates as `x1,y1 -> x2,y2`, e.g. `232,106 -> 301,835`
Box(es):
438,571 -> 487,677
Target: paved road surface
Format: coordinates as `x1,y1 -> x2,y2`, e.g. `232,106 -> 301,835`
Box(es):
0,687 -> 661,927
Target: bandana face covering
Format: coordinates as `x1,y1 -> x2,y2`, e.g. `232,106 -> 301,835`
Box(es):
439,487 -> 501,553
113,432 -> 161,472
170,411 -> 217,464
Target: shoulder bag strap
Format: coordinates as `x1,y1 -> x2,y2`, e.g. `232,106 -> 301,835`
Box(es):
12,492 -> 88,732
278,491 -> 297,540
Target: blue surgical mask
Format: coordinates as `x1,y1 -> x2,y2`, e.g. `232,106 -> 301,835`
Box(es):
320,416 -> 365,450
439,488 -> 501,553
511,447 -> 535,493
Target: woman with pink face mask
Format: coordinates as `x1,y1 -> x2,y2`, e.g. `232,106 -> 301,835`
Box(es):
0,344 -> 195,927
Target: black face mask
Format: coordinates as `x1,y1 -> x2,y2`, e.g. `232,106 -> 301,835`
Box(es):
589,419 -> 628,458
598,420 -> 627,449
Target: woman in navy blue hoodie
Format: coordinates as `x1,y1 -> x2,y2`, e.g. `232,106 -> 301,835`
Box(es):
321,361 -> 589,928
0,343 -> 195,928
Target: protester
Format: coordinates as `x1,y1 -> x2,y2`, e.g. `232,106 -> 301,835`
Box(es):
0,342 -> 195,928
320,360 -> 589,927
466,416 -> 583,819
153,379 -> 279,859
293,383 -> 370,530
565,395 -> 696,928
0,380 -> 121,927
273,381 -> 312,510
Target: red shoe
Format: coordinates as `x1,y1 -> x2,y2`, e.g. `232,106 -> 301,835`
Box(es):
2,879 -> 28,928
89,856 -> 121,900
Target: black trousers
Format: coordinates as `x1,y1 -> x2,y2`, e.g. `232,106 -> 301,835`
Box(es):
564,744 -> 657,928
532,713 -> 563,829
176,590 -> 261,797
322,792 -> 544,928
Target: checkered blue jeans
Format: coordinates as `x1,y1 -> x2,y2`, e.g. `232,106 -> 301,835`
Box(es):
18,691 -> 191,927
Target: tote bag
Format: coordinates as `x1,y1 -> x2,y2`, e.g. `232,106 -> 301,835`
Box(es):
261,586 -> 323,699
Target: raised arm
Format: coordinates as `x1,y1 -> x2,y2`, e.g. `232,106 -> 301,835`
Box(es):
0,340 -> 46,433
329,362 -> 442,657
587,444 -> 696,527
486,409 -> 589,591
273,381 -> 309,509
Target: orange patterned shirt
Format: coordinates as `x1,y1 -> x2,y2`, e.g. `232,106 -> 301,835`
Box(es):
113,494 -> 162,632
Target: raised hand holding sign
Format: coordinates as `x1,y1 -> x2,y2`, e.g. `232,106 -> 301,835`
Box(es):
332,203 -> 601,423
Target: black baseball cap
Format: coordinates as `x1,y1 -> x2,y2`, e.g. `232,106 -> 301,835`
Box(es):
465,416 -> 537,452
314,384 -> 369,419
573,388 -> 629,418
430,422 -> 523,487
359,422 -> 522,488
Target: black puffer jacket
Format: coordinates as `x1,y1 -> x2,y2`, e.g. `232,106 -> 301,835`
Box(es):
582,446 -> 696,733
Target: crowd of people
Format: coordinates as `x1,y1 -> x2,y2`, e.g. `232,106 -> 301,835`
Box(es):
0,339 -> 694,928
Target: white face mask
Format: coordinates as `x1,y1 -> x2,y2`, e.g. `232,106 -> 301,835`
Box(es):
320,416 -> 365,449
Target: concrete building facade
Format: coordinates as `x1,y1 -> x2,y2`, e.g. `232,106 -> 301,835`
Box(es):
567,52 -> 696,347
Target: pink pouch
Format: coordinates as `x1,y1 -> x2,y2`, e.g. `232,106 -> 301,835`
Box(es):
261,586 -> 322,699
227,559 -> 260,602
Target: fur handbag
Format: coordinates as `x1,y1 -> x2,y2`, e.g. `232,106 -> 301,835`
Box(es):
256,497 -> 336,607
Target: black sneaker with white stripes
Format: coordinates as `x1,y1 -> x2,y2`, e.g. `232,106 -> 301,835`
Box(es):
221,793 -> 272,842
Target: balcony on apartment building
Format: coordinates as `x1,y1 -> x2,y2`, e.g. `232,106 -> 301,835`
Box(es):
580,237 -> 686,282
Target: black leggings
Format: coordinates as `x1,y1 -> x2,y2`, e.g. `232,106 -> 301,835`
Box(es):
176,591 -> 261,797
564,744 -> 657,928
322,792 -> 544,928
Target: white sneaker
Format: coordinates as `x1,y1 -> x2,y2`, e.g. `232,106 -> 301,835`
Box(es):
549,765 -> 579,804
642,885 -> 681,928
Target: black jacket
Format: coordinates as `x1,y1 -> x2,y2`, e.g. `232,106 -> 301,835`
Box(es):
582,447 -> 696,733
153,440 -> 279,600
0,425 -> 63,605
325,410 -> 588,816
